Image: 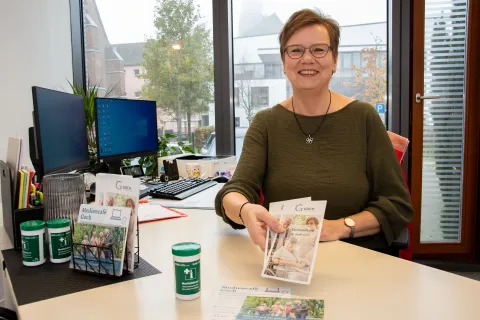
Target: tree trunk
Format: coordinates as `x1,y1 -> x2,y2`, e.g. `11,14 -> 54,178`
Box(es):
176,110 -> 182,140
187,111 -> 192,143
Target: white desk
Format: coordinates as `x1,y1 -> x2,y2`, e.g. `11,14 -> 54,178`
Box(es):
1,207 -> 479,320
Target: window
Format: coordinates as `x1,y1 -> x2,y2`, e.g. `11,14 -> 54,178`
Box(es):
265,63 -> 283,78
251,87 -> 269,107
234,87 -> 240,105
235,117 -> 240,127
233,0 -> 388,159
83,0 -> 215,155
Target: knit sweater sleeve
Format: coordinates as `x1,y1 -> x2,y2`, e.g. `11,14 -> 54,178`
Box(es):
214,111 -> 269,229
363,105 -> 414,245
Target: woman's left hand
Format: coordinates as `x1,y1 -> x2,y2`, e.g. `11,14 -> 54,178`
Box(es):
320,219 -> 349,242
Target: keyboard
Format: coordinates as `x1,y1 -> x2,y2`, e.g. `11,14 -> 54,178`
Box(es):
148,178 -> 218,200
139,183 -> 161,199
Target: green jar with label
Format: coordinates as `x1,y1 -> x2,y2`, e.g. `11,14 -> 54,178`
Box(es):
20,220 -> 46,267
172,242 -> 201,300
47,218 -> 72,263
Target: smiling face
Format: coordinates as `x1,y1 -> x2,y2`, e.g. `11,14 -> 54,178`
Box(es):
283,24 -> 337,92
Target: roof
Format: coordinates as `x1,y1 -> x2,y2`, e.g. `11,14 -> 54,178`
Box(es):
238,13 -> 283,38
113,42 -> 145,66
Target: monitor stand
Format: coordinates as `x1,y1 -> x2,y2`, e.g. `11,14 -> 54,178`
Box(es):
105,160 -> 123,175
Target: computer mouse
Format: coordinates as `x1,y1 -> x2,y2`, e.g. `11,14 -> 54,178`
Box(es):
212,176 -> 229,183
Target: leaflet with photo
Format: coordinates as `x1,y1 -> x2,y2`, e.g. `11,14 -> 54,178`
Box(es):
263,198 -> 311,274
211,286 -> 291,320
94,173 -> 140,272
262,199 -> 326,285
235,296 -> 324,320
70,205 -> 130,276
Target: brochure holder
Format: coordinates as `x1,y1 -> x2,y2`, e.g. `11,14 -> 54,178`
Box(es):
71,217 -> 140,277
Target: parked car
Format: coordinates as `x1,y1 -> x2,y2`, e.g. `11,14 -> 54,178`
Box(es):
201,128 -> 248,161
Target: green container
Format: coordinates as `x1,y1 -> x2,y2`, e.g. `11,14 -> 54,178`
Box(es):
20,220 -> 46,267
47,218 -> 72,263
172,242 -> 201,300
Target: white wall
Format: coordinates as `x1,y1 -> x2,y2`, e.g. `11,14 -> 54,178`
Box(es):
0,0 -> 74,167
124,66 -> 145,99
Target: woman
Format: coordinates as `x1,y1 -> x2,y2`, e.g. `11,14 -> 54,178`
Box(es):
283,301 -> 294,319
271,237 -> 310,282
89,231 -> 98,256
298,217 -> 319,260
97,231 -> 105,259
269,301 -> 284,317
215,9 -> 414,252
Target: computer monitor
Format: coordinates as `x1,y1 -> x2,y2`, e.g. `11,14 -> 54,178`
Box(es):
94,98 -> 158,174
30,87 -> 90,178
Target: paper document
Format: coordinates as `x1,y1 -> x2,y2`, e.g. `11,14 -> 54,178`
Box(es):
262,198 -> 326,285
235,296 -> 324,319
212,286 -> 291,320
138,204 -> 187,223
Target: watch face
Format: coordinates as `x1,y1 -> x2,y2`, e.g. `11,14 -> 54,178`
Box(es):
345,218 -> 355,227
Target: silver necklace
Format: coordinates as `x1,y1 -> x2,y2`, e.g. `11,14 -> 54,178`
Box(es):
291,90 -> 332,144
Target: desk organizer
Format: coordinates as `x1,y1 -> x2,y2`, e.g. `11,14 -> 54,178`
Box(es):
71,218 -> 140,277
12,207 -> 44,250
1,160 -> 45,250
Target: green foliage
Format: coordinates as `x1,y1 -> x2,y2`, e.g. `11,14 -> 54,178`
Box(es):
67,80 -> 117,165
137,133 -> 193,177
239,297 -> 324,318
194,126 -> 214,150
141,0 -> 213,137
73,224 -> 125,260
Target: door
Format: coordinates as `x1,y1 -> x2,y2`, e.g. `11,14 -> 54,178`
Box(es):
411,0 -> 479,255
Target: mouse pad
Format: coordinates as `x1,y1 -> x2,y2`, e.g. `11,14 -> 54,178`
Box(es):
2,249 -> 161,306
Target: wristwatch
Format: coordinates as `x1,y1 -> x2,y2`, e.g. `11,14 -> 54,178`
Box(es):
344,218 -> 356,238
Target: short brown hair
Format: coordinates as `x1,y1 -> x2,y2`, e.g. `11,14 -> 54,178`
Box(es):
306,217 -> 319,226
279,9 -> 340,62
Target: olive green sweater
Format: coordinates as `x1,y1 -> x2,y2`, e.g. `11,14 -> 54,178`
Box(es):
215,101 -> 414,249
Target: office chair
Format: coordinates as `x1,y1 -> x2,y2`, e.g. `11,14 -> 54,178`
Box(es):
387,131 -> 412,259
0,307 -> 17,320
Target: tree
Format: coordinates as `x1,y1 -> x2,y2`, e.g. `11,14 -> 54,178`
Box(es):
346,36 -> 386,107
235,78 -> 263,125
141,0 -> 213,142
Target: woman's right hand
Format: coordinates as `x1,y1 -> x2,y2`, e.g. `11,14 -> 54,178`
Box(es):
240,203 -> 285,251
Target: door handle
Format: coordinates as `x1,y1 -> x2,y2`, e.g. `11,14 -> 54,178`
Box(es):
415,93 -> 443,103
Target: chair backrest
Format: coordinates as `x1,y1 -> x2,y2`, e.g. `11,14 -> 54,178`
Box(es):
387,131 -> 409,166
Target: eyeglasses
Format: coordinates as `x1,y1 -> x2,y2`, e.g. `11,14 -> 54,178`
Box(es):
284,44 -> 332,59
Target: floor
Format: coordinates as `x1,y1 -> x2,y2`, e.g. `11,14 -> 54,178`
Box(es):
414,258 -> 480,281
449,271 -> 480,281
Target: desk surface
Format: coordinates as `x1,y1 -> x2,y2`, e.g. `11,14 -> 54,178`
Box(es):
9,208 -> 480,320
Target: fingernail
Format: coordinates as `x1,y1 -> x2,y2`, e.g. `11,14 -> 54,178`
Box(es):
278,226 -> 285,233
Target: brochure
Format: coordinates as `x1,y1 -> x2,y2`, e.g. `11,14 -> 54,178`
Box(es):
262,199 -> 326,285
94,173 -> 140,272
235,296 -> 324,319
211,286 -> 291,320
70,204 -> 130,276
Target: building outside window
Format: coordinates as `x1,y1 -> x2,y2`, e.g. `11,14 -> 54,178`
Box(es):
82,0 -> 215,154
233,0 -> 387,159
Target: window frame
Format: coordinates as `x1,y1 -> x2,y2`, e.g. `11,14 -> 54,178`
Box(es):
70,0 -> 411,163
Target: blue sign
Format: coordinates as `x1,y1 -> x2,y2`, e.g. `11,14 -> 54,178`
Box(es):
375,103 -> 386,114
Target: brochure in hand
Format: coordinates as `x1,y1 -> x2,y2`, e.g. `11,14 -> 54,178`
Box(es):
235,296 -> 324,319
94,173 -> 140,272
262,198 -> 326,285
70,204 -> 130,276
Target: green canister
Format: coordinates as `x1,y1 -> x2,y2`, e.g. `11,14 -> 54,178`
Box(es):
47,218 -> 72,263
172,242 -> 201,300
20,220 -> 46,267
